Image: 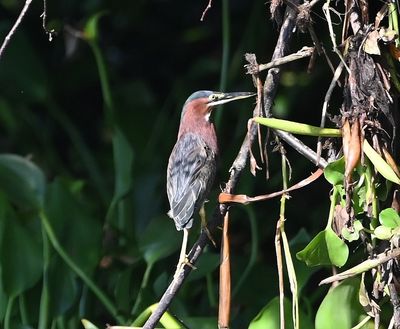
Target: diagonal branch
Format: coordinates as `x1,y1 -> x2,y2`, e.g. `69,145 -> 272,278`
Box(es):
142,3 -> 300,329
0,0 -> 33,60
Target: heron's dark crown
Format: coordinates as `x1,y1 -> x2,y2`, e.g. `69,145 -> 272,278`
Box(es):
181,90 -> 214,121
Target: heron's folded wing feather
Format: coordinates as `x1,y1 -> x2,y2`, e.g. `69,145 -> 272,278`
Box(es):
167,134 -> 209,229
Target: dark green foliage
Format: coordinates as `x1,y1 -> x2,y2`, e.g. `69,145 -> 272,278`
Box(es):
2,0 -> 394,328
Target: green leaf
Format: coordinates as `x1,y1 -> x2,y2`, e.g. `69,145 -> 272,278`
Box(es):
138,216 -> 181,265
342,220 -> 363,242
324,157 -> 345,186
47,259 -> 78,316
379,208 -> 400,228
248,297 -> 292,329
315,278 -> 364,329
374,226 -> 393,240
84,12 -> 107,42
0,154 -> 45,211
341,227 -> 359,242
0,196 -> 43,297
248,296 -> 313,329
45,178 -> 102,274
363,140 -> 400,185
296,228 -> 349,267
106,128 -> 134,225
254,117 -> 341,137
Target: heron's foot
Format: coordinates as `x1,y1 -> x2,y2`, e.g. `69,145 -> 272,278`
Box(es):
173,256 -> 196,281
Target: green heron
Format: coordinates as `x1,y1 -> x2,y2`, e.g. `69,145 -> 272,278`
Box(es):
167,90 -> 255,278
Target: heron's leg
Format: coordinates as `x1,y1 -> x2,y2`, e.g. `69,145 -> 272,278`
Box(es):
199,205 -> 216,247
173,228 -> 195,281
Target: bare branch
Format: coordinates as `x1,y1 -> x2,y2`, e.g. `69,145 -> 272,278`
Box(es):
245,47 -> 314,74
0,0 -> 33,60
200,0 -> 213,21
41,0 -> 56,41
320,248 -> 400,285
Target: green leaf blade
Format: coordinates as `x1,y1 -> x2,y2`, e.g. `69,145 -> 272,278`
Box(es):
379,208 -> 400,228
296,228 -> 349,267
254,117 -> 341,137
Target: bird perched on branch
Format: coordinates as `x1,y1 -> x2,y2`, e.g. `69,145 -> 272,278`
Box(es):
167,90 -> 255,279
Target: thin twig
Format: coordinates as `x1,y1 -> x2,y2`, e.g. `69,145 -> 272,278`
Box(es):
319,248 -> 400,285
322,1 -> 350,73
274,130 -> 329,168
41,0 -> 56,41
0,0 -> 33,60
200,0 -> 213,21
246,46 -> 314,73
309,0 -> 323,8
316,61 -> 344,159
141,3 -> 300,329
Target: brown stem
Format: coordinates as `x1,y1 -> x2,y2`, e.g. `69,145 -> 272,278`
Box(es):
218,212 -> 231,329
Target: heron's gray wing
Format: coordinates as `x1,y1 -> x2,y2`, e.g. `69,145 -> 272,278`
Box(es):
167,133 -> 211,230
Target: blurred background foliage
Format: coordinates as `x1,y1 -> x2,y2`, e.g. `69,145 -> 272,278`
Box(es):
0,0 -> 342,328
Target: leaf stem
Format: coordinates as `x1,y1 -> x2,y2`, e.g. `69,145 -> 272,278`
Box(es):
38,223 -> 50,329
19,294 -> 29,325
4,295 -> 15,329
326,186 -> 339,230
89,41 -> 115,125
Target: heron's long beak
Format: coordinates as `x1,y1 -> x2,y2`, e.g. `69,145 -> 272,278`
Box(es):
208,91 -> 256,107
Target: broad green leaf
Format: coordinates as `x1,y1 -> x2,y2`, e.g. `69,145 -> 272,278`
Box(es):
112,129 -> 134,200
138,216 -> 180,265
374,226 -> 393,240
45,178 -> 102,274
0,154 -> 45,210
379,208 -> 400,228
248,296 -> 313,329
363,140 -> 400,185
324,157 -> 345,186
254,117 -> 341,137
0,197 -> 43,297
47,259 -> 78,316
248,297 -> 293,329
296,228 -> 349,267
315,278 -> 364,329
106,128 -> 134,225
